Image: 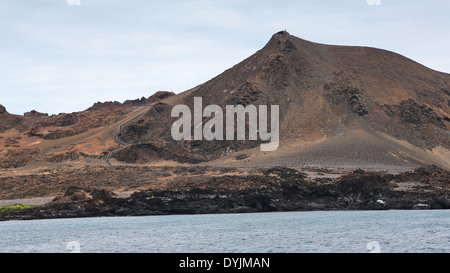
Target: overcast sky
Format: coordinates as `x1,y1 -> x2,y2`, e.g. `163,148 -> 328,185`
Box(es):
1,0 -> 449,115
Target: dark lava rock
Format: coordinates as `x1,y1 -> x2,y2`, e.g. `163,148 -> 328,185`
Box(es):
1,165 -> 449,221
382,99 -> 446,129
0,104 -> 7,115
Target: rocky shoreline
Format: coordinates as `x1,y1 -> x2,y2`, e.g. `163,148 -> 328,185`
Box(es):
1,166 -> 449,221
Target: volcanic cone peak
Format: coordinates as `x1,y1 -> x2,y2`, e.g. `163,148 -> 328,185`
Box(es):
112,31 -> 449,170
269,32 -> 300,54
269,30 -> 291,42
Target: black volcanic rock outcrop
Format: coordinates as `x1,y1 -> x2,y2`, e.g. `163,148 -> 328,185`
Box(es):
0,104 -> 7,115
0,104 -> 23,133
1,165 -> 449,221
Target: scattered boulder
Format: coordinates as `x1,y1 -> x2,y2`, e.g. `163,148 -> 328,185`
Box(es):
52,186 -> 115,205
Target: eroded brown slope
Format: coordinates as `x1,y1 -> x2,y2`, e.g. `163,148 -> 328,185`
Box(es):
0,91 -> 175,168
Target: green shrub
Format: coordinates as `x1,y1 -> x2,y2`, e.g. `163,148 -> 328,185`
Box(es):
0,203 -> 34,212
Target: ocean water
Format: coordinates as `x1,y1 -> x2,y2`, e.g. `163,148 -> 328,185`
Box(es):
0,210 -> 449,253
